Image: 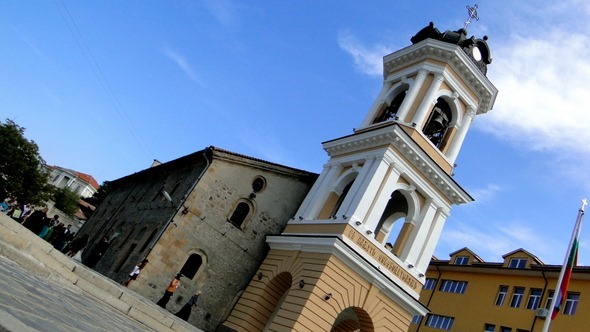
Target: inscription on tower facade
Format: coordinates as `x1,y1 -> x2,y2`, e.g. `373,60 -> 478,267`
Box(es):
347,226 -> 419,291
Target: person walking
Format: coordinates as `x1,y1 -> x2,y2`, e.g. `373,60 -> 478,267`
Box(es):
23,207 -> 48,235
83,236 -> 110,268
123,259 -> 149,287
174,291 -> 202,321
156,273 -> 181,309
65,233 -> 89,257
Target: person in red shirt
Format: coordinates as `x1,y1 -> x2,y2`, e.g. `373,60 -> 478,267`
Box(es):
156,273 -> 181,309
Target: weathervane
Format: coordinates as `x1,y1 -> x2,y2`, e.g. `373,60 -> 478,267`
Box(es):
463,4 -> 479,30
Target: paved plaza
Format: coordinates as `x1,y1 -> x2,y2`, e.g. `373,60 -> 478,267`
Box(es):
0,254 -> 152,331
0,214 -> 202,332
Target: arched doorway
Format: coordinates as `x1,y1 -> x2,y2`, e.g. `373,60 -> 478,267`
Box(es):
331,307 -> 374,332
262,272 -> 293,331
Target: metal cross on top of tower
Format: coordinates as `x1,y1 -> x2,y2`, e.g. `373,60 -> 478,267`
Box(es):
463,4 -> 479,29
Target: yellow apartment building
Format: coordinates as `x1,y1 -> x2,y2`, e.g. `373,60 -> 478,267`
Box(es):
409,248 -> 590,332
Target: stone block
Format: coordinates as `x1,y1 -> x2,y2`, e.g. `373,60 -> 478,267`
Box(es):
47,248 -> 78,271
74,269 -> 124,299
127,307 -> 173,332
119,292 -> 175,326
76,278 -> 131,313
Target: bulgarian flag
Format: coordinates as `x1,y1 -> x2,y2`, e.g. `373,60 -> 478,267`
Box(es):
551,231 -> 579,319
542,199 -> 586,332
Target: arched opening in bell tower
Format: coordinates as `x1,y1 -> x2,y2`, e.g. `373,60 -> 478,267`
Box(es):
330,181 -> 353,218
318,169 -> 358,220
373,190 -> 417,257
423,97 -> 453,149
372,87 -> 408,124
330,306 -> 374,332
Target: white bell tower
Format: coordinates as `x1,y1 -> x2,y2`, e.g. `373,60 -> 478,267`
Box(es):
222,22 -> 498,332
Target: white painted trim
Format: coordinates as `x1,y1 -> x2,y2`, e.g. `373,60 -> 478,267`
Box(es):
383,39 -> 498,114
322,124 -> 471,205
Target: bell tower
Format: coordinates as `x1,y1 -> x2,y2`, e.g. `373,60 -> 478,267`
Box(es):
222,22 -> 497,332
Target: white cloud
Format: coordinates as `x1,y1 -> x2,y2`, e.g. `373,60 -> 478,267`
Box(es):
440,224 -> 512,259
337,30 -> 391,76
484,30 -> 590,155
439,221 -> 553,263
469,183 -> 502,204
202,0 -> 238,28
161,47 -> 204,86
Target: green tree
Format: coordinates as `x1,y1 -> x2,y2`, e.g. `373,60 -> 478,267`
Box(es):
53,186 -> 81,217
0,119 -> 52,204
83,180 -> 110,207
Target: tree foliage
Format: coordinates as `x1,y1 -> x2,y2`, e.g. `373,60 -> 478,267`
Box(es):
83,180 -> 111,207
0,119 -> 52,204
53,186 -> 81,217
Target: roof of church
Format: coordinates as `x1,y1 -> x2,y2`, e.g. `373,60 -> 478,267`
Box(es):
209,146 -> 316,176
110,146 -> 317,186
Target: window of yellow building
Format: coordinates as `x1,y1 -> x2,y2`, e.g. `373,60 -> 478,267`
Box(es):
509,287 -> 525,308
508,258 -> 527,268
439,280 -> 467,294
424,278 -> 437,290
454,256 -> 469,265
564,292 -> 580,315
495,285 -> 509,305
525,288 -> 542,310
425,314 -> 454,330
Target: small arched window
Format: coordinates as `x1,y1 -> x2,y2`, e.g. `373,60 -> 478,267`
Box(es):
179,253 -> 203,280
229,202 -> 251,228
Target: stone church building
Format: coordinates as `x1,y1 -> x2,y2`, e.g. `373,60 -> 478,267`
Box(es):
79,147 -> 317,331
78,20 -> 497,332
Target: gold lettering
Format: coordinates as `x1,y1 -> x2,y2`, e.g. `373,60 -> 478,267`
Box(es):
348,229 -> 356,240
351,230 -> 418,290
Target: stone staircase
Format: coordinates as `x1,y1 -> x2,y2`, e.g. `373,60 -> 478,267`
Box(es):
0,213 -> 202,332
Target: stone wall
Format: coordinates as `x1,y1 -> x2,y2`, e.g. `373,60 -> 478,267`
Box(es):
77,148 -> 317,331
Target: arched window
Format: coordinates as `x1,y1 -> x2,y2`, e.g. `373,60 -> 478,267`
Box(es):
423,98 -> 452,149
179,253 -> 203,279
135,227 -> 147,240
374,191 -> 410,256
373,90 -> 407,124
169,181 -> 181,196
140,228 -> 158,252
229,202 -> 251,228
151,186 -> 163,202
330,181 -> 353,218
118,227 -> 135,248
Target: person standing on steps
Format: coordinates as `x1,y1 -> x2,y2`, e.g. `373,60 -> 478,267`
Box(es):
156,273 -> 181,309
174,291 -> 202,321
123,259 -> 148,287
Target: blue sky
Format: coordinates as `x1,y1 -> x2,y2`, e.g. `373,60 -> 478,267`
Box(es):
2,1 -> 590,265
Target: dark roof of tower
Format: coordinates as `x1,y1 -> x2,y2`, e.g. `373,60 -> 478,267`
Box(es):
410,22 -> 492,75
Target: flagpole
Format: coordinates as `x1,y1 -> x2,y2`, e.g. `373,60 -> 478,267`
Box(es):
541,198 -> 586,332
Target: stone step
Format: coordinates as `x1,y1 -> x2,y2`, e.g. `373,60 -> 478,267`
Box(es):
0,214 -> 202,332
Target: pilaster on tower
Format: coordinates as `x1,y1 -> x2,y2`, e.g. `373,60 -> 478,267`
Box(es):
222,21 -> 498,332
